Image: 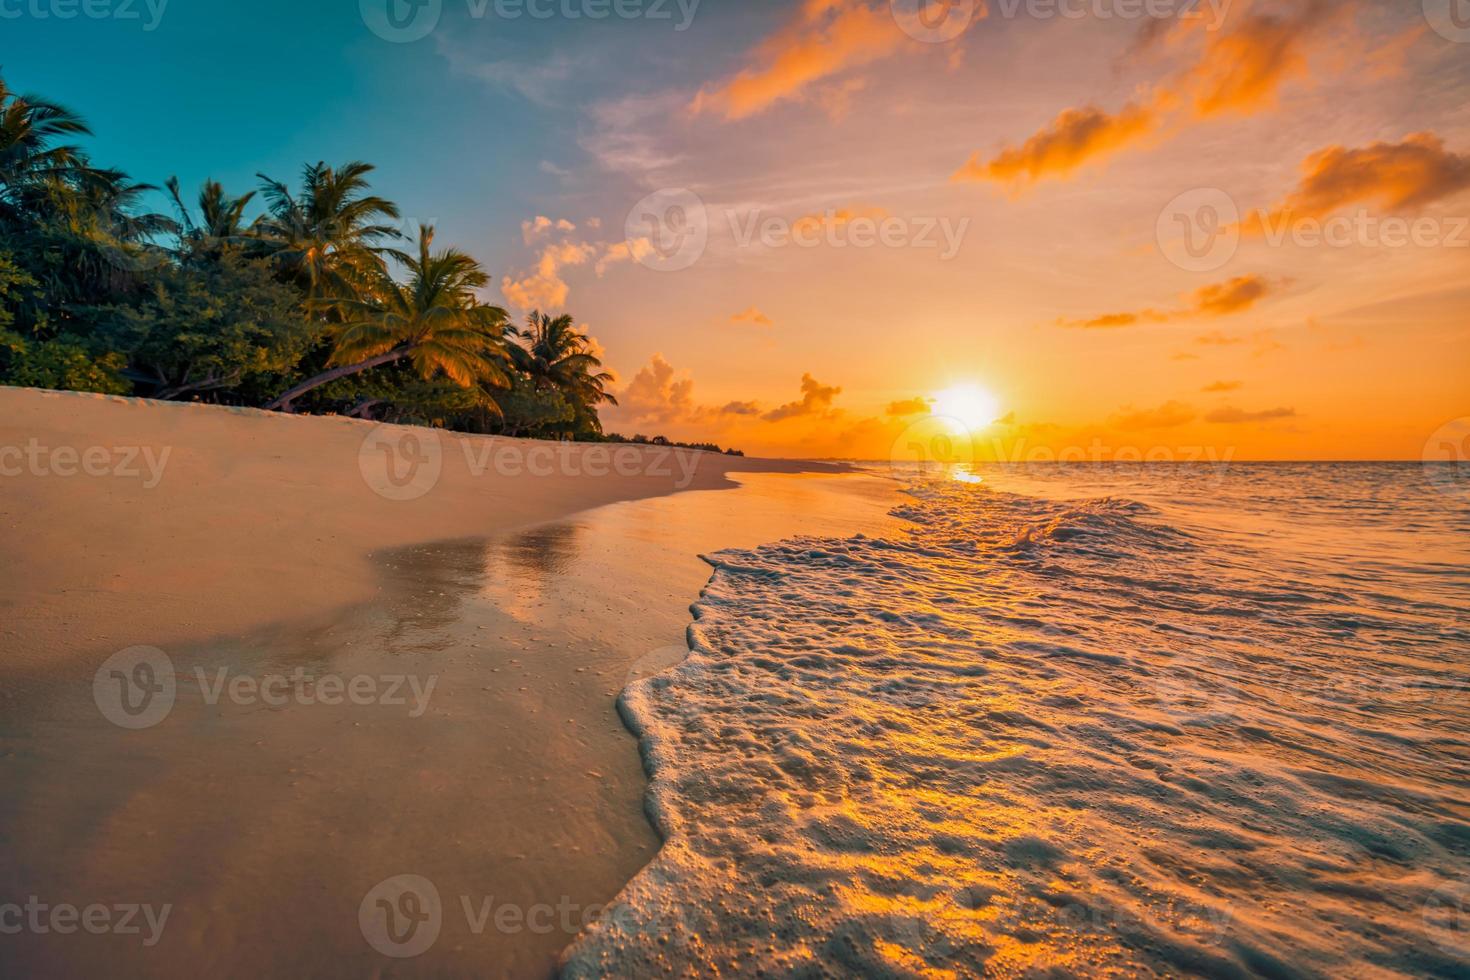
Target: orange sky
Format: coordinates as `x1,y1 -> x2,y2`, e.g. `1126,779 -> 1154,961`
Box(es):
488,0 -> 1469,460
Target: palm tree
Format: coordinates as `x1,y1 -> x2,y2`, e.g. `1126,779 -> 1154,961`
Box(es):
513,310 -> 618,432
253,160 -> 401,298
166,177 -> 257,259
0,77 -> 90,211
264,225 -> 511,412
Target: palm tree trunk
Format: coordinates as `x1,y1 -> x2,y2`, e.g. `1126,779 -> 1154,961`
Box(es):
264,347 -> 413,412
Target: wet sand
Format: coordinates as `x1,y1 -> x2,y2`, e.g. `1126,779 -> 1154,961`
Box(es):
0,471 -> 901,977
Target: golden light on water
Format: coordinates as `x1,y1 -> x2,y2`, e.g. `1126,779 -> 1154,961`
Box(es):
931,385 -> 1002,433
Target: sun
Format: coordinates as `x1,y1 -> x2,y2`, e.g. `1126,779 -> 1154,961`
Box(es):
930,384 -> 1002,432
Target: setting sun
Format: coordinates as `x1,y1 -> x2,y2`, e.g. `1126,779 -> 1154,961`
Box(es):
931,384 -> 1003,432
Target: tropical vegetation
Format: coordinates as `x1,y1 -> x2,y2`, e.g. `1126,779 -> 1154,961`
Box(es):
0,72 -> 656,444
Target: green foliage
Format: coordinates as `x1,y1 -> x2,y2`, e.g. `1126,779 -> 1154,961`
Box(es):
499,373 -> 575,437
89,253 -> 319,400
0,71 -> 743,453
0,329 -> 129,394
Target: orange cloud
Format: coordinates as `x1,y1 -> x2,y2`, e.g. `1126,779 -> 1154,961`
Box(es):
790,205 -> 890,236
1057,275 -> 1272,328
963,0 -> 1364,188
1206,405 -> 1297,423
1245,133 -> 1470,233
1191,275 -> 1271,316
1203,380 -> 1244,393
618,354 -> 697,424
501,240 -> 597,310
954,102 -> 1157,185
691,1 -> 952,121
763,373 -> 842,422
1111,401 -> 1197,431
1184,0 -> 1340,118
886,397 -> 933,416
731,306 -> 774,327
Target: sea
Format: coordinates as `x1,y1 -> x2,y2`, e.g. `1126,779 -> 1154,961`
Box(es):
564,462 -> 1470,978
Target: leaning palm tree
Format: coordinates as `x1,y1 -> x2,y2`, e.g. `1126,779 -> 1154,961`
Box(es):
166,177 -> 257,259
253,160 -> 401,298
0,77 -> 90,210
264,225 -> 511,412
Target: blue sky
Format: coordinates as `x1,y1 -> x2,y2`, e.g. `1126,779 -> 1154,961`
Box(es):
7,1 -> 1469,458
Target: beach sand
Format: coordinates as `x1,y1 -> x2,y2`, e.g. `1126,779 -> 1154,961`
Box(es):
0,386 -> 901,977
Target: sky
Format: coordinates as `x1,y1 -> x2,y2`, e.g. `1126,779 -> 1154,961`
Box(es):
8,0 -> 1470,459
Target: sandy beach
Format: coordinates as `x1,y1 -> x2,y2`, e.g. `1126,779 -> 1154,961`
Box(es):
0,385 -> 901,977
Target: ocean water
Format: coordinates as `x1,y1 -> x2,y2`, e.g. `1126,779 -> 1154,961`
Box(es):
563,463 -> 1470,978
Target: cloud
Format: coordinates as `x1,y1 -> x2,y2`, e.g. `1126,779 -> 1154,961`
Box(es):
887,397 -> 933,416
521,216 -> 577,244
719,400 -> 763,416
691,0 -> 964,121
501,240 -> 597,311
618,354 -> 698,424
1202,380 -> 1244,393
1190,275 -> 1271,316
1057,275 -> 1272,328
1245,133 -> 1470,232
1205,405 -> 1297,423
731,306 -> 774,327
763,373 -> 842,422
790,205 -> 890,236
1184,0 -> 1340,119
1196,330 -> 1245,345
963,0 -> 1359,188
954,102 -> 1157,185
595,238 -> 656,275
1110,400 -> 1197,431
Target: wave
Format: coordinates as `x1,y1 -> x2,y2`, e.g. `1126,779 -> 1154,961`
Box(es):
562,476 -> 1470,978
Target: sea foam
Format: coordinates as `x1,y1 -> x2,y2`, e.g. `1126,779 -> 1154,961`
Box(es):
564,469 -> 1470,977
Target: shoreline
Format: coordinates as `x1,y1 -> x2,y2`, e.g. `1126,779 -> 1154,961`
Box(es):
0,385 -> 903,976
0,385 -> 844,672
